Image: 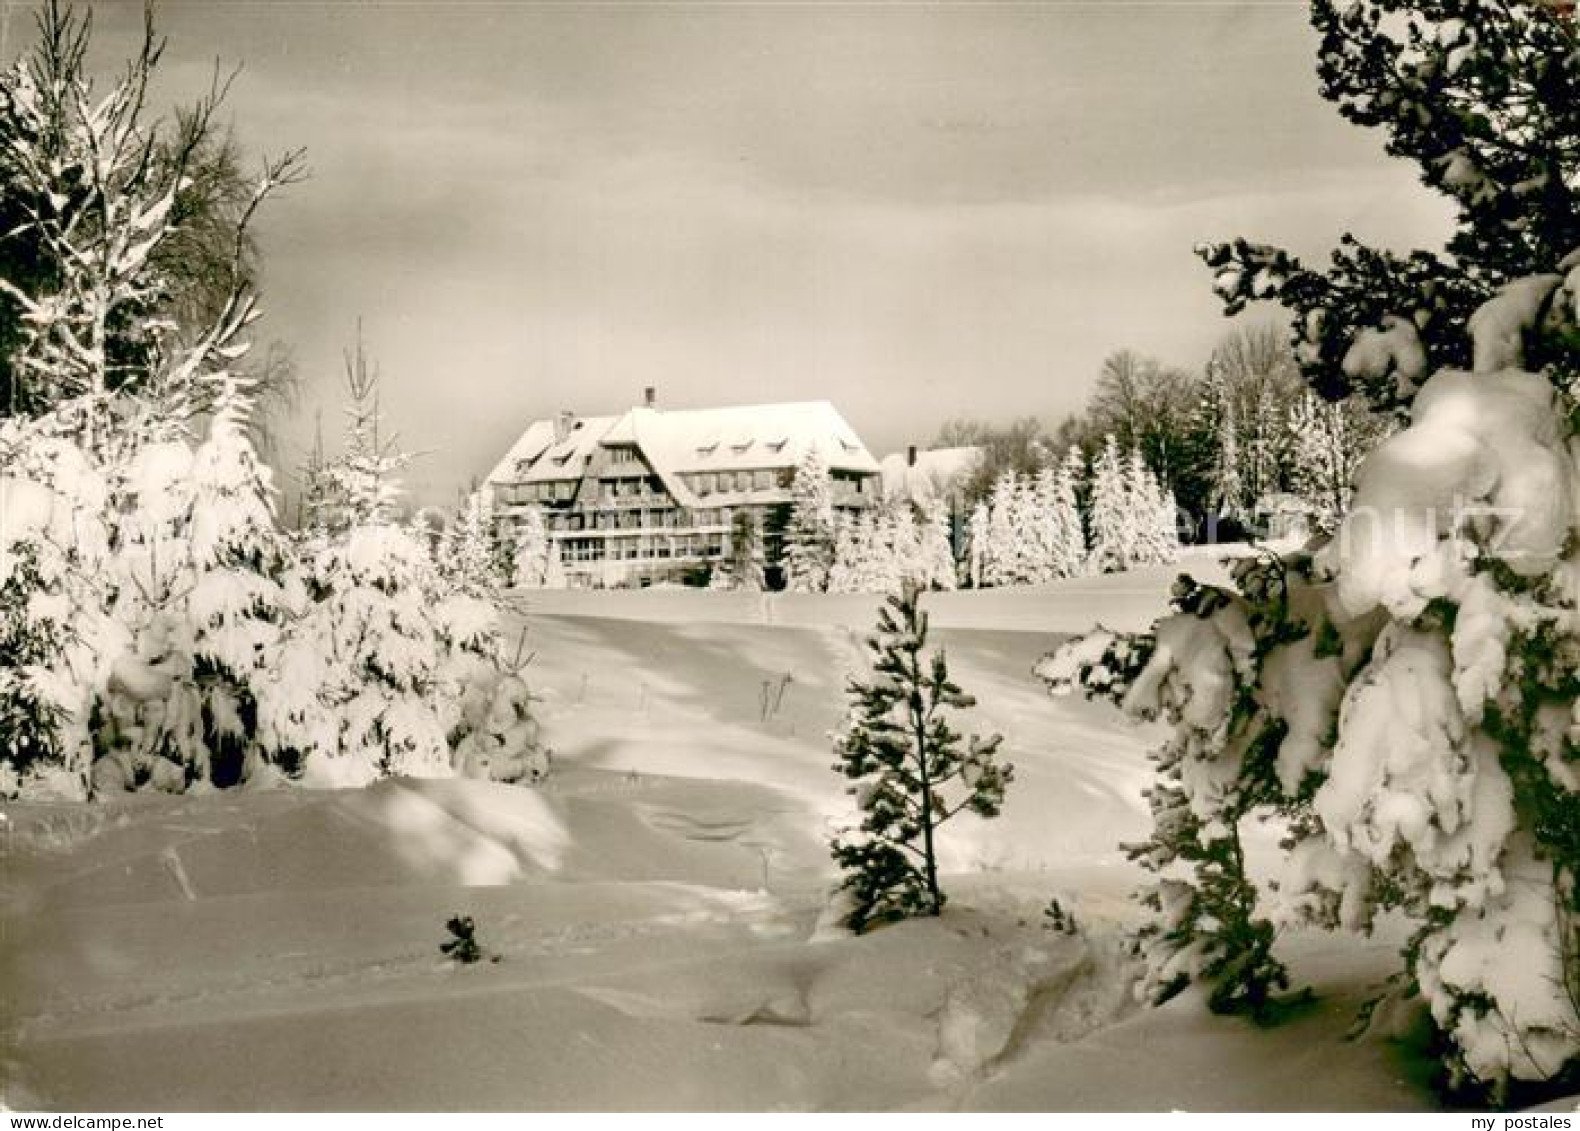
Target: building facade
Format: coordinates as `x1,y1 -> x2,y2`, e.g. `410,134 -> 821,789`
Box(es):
483,392 -> 882,587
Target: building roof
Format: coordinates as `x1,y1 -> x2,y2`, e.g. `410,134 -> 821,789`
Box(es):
880,445 -> 983,505
517,415 -> 621,485
622,401 -> 876,475
489,400 -> 881,506
482,418 -> 560,488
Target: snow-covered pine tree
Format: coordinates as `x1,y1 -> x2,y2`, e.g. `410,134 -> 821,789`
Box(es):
0,440 -> 113,797
1286,392 -> 1394,533
1211,390 -> 1246,524
1087,435 -> 1134,572
916,499 -> 958,591
325,332 -> 408,531
441,491 -> 499,596
1050,0 -> 1580,1096
0,4 -> 306,798
166,371 -> 294,789
1126,448 -> 1179,567
542,539 -> 567,590
296,413 -> 340,535
510,506 -> 552,588
965,500 -> 990,589
265,336 -> 508,786
1005,471 -> 1046,585
785,445 -> 837,593
711,510 -> 766,592
830,583 -> 1012,930
828,509 -> 893,594
1025,466 -> 1068,584
274,503 -> 446,781
981,470 -> 1024,587
826,513 -> 856,594
1053,446 -> 1088,578
878,504 -> 918,593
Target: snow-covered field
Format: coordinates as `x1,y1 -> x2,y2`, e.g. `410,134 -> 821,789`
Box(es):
2,563 -> 1445,1111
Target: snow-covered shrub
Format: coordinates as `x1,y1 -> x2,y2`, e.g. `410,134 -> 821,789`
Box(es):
452,668 -> 551,784
440,915 -> 485,964
1048,0 -> 1580,1095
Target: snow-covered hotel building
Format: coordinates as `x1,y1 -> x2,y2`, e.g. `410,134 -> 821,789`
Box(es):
483,389 -> 882,587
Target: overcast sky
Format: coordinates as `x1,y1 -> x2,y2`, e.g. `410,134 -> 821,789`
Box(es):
65,1 -> 1456,509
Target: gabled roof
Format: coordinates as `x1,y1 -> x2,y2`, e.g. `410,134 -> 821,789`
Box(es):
621,401 -> 878,477
517,415 -> 621,484
482,418 -> 559,487
489,400 -> 881,507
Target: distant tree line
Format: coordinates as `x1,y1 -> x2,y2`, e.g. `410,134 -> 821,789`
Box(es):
939,323 -> 1395,542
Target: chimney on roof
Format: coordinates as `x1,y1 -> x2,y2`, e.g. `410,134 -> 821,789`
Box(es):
555,410 -> 574,442
907,444 -> 918,467
643,385 -> 657,409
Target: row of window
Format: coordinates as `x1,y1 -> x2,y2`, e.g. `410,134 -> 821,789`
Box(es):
503,467 -> 875,508
559,535 -> 727,563
547,507 -> 745,533
685,468 -> 790,496
501,481 -> 576,506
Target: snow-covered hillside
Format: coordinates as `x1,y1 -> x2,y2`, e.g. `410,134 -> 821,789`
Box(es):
1,571 -> 1442,1111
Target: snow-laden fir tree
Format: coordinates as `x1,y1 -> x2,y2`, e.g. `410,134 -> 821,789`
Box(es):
825,513 -> 857,593
1028,461 -> 1086,583
828,510 -> 892,594
879,503 -> 920,593
710,510 -> 765,592
980,471 -> 1024,586
1026,467 -> 1062,585
324,332 -> 408,531
0,3 -> 309,798
0,4 -> 545,799
440,491 -> 499,596
510,506 -> 552,588
1053,446 -> 1089,578
1049,0 -> 1580,1096
830,583 -> 1012,930
968,459 -> 1091,587
296,413 -> 341,533
785,444 -> 837,592
965,500 -> 990,589
1126,447 -> 1179,567
91,370 -> 297,793
267,344 -> 524,786
915,499 -> 958,591
1087,435 -> 1134,573
1004,472 -> 1046,584
1211,391 -> 1246,523
1285,392 -> 1393,533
